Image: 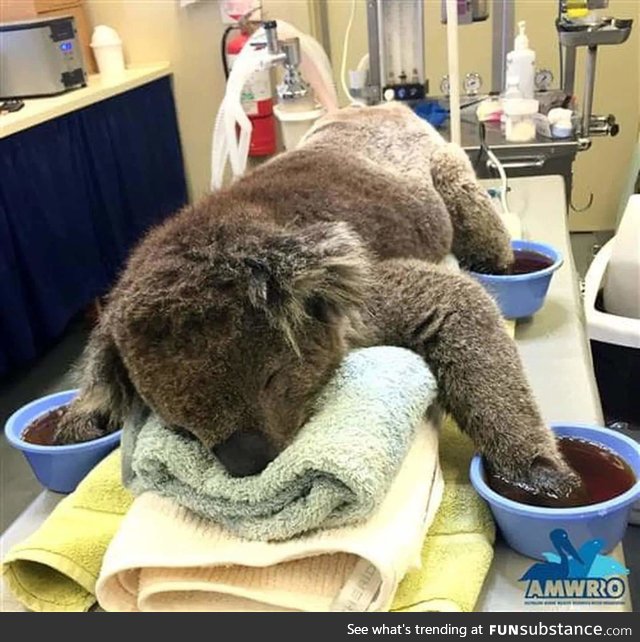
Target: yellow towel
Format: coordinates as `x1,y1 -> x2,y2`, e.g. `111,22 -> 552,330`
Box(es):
390,417 -> 495,612
2,450 -> 133,612
390,320 -> 514,612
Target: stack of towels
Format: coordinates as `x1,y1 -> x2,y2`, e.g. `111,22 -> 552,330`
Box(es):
2,346 -> 496,612
99,347 -> 443,611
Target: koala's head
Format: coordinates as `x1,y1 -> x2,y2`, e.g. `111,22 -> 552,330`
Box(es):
109,218 -> 370,476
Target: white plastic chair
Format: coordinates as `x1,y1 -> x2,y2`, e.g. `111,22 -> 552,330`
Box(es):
585,196 -> 640,349
584,195 -> 640,524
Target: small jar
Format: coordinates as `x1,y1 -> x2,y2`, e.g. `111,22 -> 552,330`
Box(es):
503,98 -> 539,143
548,107 -> 575,139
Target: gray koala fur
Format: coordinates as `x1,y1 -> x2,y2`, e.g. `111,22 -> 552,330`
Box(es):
55,102 -> 579,498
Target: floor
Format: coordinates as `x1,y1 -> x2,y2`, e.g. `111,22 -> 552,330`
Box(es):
0,316 -> 90,532
0,232 -> 637,610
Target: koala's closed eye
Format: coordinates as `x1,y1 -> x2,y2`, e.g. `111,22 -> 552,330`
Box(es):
305,296 -> 335,324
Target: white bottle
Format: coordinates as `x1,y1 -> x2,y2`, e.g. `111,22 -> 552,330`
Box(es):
506,21 -> 536,100
503,73 -> 523,100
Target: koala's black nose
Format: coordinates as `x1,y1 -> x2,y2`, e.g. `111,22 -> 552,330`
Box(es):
213,429 -> 279,477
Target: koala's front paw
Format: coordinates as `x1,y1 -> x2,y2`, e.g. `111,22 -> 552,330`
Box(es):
524,456 -> 588,507
53,404 -> 109,445
465,241 -> 514,276
487,455 -> 588,509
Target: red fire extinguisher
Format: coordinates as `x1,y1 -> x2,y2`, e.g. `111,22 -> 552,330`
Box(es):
225,28 -> 277,157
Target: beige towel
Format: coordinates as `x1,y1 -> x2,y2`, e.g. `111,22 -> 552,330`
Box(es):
96,420 -> 443,612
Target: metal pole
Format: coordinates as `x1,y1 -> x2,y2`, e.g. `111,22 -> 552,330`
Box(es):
314,0 -> 332,62
366,0 -> 381,103
415,0 -> 425,86
582,45 -> 598,136
491,0 -> 515,94
563,46 -> 577,96
445,0 -> 461,145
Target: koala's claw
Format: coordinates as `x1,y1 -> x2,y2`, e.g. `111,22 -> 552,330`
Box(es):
53,407 -> 109,445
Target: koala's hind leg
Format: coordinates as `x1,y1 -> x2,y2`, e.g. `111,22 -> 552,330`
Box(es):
54,323 -> 135,444
371,259 -> 582,502
429,142 -> 513,274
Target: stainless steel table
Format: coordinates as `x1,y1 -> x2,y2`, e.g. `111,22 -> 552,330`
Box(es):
476,175 -> 629,612
0,176 -> 630,612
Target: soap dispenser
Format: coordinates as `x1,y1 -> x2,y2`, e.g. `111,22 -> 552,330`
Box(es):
503,73 -> 523,100
506,21 -> 536,100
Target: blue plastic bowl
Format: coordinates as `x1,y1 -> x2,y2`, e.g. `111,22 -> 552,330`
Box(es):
470,239 -> 563,319
4,390 -> 121,494
470,424 -> 640,560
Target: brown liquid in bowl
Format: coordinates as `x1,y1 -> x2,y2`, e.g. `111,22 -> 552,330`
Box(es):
507,249 -> 555,275
558,437 -> 636,505
21,407 -> 68,445
487,437 -> 636,508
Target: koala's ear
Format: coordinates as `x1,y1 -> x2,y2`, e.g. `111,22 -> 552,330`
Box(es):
245,222 -> 371,328
290,222 -> 371,316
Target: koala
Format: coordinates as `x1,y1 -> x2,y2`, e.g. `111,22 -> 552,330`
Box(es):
55,102 -> 581,501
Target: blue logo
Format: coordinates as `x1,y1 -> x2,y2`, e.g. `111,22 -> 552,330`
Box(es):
519,529 -> 629,604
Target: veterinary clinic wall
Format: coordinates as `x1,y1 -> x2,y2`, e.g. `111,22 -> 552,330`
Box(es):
325,0 -> 640,233
564,0 -> 639,232
84,0 -> 312,201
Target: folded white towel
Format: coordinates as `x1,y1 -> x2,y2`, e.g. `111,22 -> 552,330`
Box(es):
96,420 -> 443,612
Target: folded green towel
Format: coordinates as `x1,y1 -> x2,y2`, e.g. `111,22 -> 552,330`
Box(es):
122,346 -> 437,542
390,416 -> 496,612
